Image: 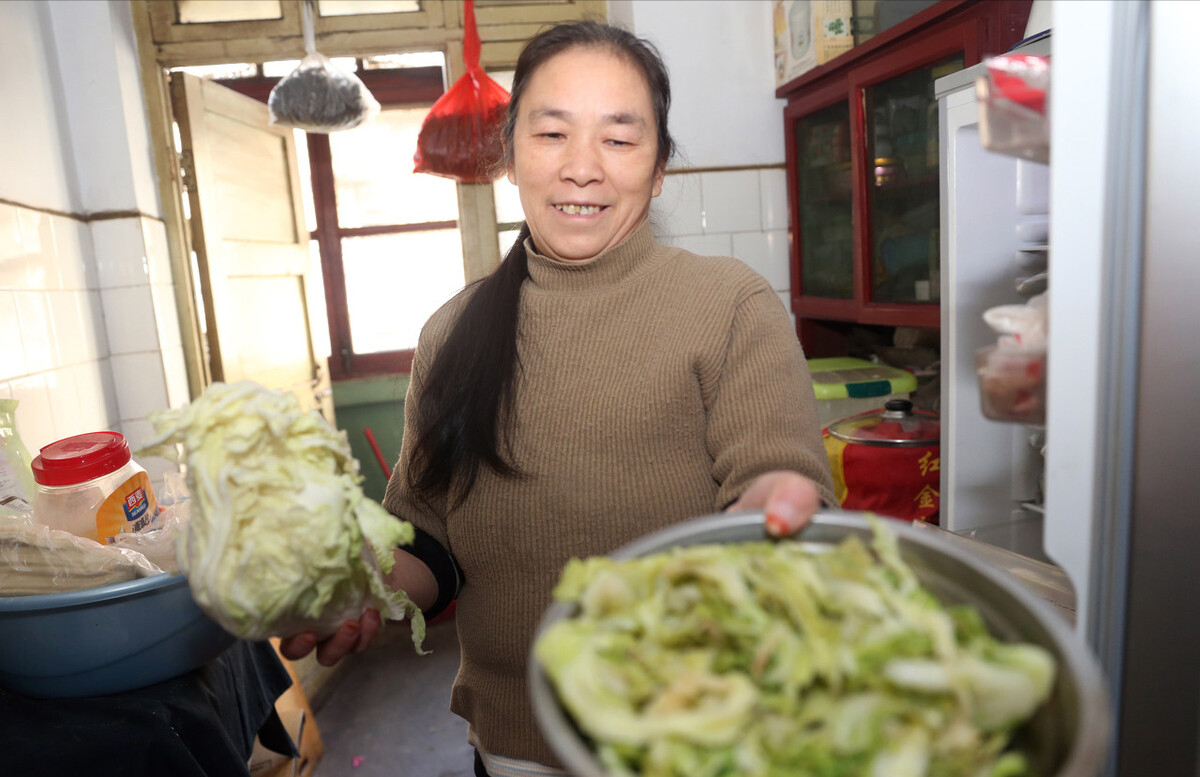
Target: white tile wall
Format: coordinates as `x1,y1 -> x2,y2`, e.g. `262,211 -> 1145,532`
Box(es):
92,217 -> 150,289
110,352 -> 169,421
654,166 -> 797,329
100,285 -> 159,355
51,216 -> 95,290
0,0 -> 179,499
669,232 -> 735,259
0,204 -> 181,455
142,217 -> 172,286
0,290 -> 26,377
700,170 -> 763,234
656,166 -> 794,295
0,204 -> 35,290
732,230 -> 791,290
654,173 -> 704,236
8,373 -> 54,453
760,169 -> 789,231
14,290 -> 54,373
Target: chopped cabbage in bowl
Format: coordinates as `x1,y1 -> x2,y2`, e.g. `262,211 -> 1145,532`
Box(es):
534,518 -> 1056,777
139,381 -> 424,651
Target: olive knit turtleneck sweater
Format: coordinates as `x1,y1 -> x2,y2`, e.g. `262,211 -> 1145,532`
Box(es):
382,220 -> 835,766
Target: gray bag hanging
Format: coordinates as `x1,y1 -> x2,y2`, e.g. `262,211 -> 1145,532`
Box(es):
267,0 -> 380,133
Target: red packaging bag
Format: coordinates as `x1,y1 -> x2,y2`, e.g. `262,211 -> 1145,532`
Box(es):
414,0 -> 510,183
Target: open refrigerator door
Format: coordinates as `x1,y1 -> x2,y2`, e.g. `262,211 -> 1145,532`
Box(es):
942,3 -> 1200,773
935,34 -> 1055,598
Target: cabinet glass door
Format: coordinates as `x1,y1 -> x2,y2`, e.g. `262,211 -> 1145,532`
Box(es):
796,101 -> 853,299
865,55 -> 963,305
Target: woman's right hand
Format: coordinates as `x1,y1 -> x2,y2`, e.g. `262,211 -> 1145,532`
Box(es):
279,608 -> 383,666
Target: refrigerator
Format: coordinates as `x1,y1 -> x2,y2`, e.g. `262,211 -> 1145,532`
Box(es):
935,2 -> 1200,774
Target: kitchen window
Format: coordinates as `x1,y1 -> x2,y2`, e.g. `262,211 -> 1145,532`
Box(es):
176,56 -> 520,379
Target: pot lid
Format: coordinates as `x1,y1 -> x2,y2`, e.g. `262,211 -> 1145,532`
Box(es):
828,399 -> 940,447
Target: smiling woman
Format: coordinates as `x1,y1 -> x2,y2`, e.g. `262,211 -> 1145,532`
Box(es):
507,46 -> 665,262
281,19 -> 835,777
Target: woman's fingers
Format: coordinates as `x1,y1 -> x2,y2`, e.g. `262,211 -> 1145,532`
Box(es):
316,620 -> 362,666
728,471 -> 822,538
279,632 -> 318,661
278,610 -> 383,665
354,609 -> 383,654
764,475 -> 821,538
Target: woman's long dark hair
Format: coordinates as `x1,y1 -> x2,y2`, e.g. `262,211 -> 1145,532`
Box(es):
406,21 -> 677,506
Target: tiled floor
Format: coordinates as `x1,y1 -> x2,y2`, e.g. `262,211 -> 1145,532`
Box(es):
312,619 -> 473,777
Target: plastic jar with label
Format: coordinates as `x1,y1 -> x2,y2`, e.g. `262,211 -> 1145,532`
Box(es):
31,432 -> 160,544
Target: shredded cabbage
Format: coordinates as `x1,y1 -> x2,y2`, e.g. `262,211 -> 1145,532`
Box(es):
536,519 -> 1055,776
139,381 -> 425,651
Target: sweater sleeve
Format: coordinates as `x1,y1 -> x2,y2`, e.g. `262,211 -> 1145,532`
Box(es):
706,283 -> 836,509
381,338 -> 454,561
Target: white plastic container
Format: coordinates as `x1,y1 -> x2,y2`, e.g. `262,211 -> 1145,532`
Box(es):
31,432 -> 159,544
807,357 -> 918,429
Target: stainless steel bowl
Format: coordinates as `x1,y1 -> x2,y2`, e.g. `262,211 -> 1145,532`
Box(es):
529,511 -> 1110,777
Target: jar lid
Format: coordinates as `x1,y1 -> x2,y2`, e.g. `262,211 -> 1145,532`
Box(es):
828,399 -> 940,447
31,432 -> 132,486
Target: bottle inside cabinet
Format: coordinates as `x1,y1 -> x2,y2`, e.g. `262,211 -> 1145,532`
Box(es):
865,54 -> 964,305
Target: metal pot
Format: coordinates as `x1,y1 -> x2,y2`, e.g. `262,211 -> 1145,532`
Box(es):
529,511 -> 1111,777
824,398 -> 941,522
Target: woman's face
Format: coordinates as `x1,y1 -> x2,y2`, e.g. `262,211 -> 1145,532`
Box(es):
507,46 -> 665,262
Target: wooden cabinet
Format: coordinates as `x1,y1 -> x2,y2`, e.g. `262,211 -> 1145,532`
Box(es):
780,0 -> 1031,355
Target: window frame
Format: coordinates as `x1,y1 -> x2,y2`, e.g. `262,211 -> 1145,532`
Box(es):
215,64 -> 450,378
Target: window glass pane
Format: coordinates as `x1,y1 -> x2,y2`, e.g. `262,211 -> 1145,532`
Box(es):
498,228 -> 522,258
262,58 -> 356,78
795,101 -> 853,299
329,107 -> 459,228
866,54 -> 962,304
488,70 -> 519,226
262,59 -> 300,77
318,0 -> 420,16
342,230 -> 465,353
172,63 -> 258,79
293,130 -> 317,233
363,51 -> 446,70
488,69 -> 515,92
307,240 -> 331,358
177,0 -> 282,23
493,177 -> 523,225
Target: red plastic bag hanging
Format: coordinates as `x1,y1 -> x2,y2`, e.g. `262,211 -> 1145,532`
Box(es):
414,0 -> 510,183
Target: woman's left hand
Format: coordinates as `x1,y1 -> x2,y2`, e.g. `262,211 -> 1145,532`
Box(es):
726,470 -> 823,538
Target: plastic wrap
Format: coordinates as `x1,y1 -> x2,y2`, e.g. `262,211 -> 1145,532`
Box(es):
413,0 -> 510,182
977,292 -> 1047,424
0,511 -> 162,597
977,53 -> 1050,163
109,502 -> 186,576
267,1 -> 379,133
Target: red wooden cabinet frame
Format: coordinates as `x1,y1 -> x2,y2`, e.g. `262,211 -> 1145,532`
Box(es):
781,0 -> 1032,350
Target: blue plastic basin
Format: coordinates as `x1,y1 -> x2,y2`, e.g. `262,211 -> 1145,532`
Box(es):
0,573 -> 236,698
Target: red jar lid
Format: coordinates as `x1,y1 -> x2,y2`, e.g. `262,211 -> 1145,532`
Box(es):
31,432 -> 132,486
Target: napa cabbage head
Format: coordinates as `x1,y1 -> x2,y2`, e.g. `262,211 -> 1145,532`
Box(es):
139,380 -> 424,651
